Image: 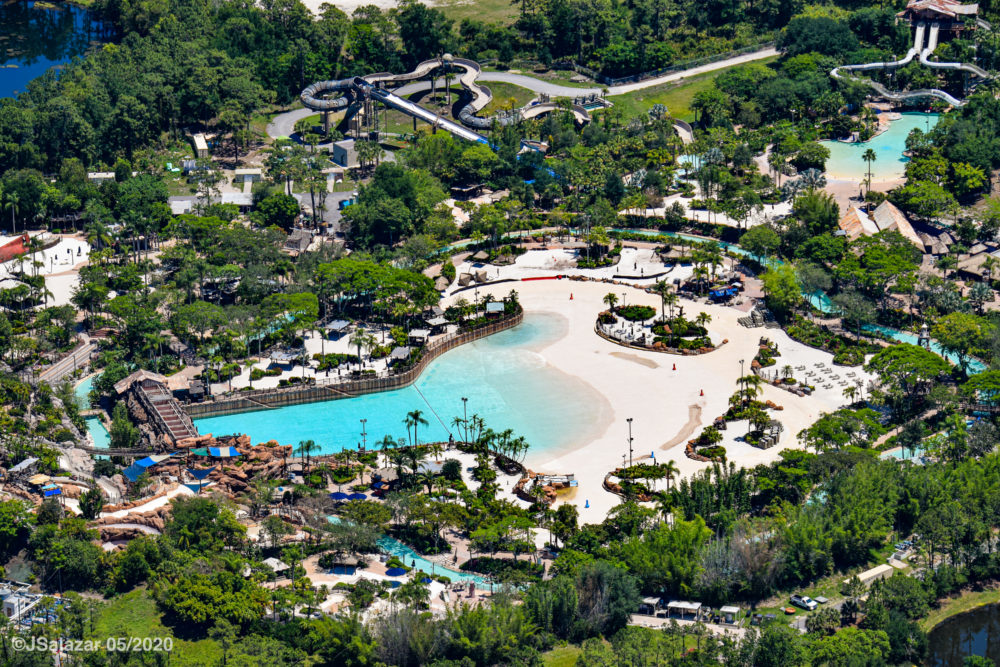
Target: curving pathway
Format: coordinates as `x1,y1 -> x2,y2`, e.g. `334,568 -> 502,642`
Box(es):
267,47 -> 778,141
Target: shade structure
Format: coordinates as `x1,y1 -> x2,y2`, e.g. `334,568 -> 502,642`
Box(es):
209,446 -> 241,458
421,577 -> 433,584
348,492 -> 367,501
329,491 -> 349,500
190,447 -> 210,457
385,567 -> 407,577
187,467 -> 214,480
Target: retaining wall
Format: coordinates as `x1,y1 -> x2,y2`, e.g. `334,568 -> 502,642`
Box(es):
186,310 -> 524,419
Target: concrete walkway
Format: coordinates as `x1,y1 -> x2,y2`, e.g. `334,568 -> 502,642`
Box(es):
266,47 -> 779,141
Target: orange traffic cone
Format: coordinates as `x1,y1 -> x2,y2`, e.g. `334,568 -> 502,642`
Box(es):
699,389 -> 704,396
570,293 -> 574,300
672,363 -> 676,371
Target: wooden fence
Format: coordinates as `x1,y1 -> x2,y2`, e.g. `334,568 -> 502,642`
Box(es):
185,309 -> 524,419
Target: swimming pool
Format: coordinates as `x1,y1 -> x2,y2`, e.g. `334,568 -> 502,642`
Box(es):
820,112 -> 939,181
862,324 -> 987,373
194,313 -> 610,458
378,536 -> 492,587
326,516 -> 492,586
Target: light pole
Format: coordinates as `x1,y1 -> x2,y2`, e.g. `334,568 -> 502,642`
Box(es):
626,417 -> 634,468
360,419 -> 367,452
739,358 -> 745,401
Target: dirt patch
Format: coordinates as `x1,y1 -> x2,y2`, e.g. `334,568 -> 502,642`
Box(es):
660,404 -> 703,450
610,351 -> 659,369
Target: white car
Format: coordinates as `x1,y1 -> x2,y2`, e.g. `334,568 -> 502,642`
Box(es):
790,594 -> 818,611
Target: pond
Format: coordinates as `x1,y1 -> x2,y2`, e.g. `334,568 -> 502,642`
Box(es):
927,603 -> 1000,666
0,1 -> 111,99
820,112 -> 940,182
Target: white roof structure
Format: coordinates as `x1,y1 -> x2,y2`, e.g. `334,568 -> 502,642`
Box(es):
720,605 -> 741,614
837,202 -> 923,249
666,601 -> 702,611
263,557 -> 290,572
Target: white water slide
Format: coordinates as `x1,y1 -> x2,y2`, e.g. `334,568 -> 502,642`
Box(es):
829,21 -> 992,107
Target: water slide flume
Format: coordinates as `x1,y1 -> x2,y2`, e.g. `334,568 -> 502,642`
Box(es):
829,21 -> 993,107
300,55 -> 592,144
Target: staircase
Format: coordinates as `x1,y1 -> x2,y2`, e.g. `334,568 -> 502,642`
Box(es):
136,381 -> 199,443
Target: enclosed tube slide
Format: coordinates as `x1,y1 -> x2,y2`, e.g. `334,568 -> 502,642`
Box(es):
829,21 -> 992,107
300,56 -> 591,143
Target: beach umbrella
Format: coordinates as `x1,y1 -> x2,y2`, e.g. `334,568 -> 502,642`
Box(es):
385,568 -> 407,577
329,492 -> 349,500
421,577 -> 433,584
348,492 -> 367,500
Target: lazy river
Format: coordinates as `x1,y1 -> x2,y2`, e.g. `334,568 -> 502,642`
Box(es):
193,313 -> 609,458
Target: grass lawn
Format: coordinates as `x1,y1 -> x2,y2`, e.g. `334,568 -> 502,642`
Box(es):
92,588 -> 222,667
377,82 -> 537,135
436,0 -> 518,25
542,644 -> 582,666
920,585 -> 1000,631
606,55 -> 778,122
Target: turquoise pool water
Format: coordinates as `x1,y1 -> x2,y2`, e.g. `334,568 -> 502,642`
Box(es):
326,516 -> 492,586
85,418 -> 111,449
74,376 -> 94,410
880,445 -> 927,460
862,324 -> 987,373
194,313 -> 610,458
379,536 -> 492,587
820,112 -> 939,181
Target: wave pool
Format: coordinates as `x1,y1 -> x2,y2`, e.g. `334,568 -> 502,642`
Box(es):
193,313 -> 610,458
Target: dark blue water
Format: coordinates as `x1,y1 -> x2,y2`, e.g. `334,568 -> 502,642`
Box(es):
927,603 -> 1000,666
0,1 -> 109,99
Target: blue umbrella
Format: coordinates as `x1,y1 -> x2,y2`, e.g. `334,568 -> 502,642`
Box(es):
385,567 -> 407,577
329,492 -> 349,500
348,492 -> 367,500
421,577 -> 433,584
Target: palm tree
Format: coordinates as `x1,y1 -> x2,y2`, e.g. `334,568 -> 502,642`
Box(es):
2,190 -> 19,234
695,312 -> 711,329
661,459 -> 679,492
862,149 -> 876,194
404,409 -> 429,447
428,440 -> 444,463
652,281 -> 671,320
349,327 -> 369,368
603,292 -> 618,311
297,439 -> 319,473
378,434 -> 395,468
843,384 -> 858,404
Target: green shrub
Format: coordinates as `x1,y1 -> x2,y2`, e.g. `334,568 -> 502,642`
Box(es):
615,305 -> 656,321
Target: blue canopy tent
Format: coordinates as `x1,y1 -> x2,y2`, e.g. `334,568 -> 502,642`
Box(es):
123,454 -> 175,483
186,467 -> 215,493
208,446 -> 241,458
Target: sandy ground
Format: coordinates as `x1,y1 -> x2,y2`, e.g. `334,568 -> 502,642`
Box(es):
0,234 -> 90,308
300,0 -> 423,15
445,271 -> 871,524
625,194 -> 791,229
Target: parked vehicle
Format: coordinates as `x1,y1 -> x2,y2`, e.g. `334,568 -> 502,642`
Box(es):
790,594 -> 818,611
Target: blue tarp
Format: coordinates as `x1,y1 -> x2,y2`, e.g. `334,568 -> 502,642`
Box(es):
43,488 -> 61,497
187,467 -> 214,480
122,464 -> 146,483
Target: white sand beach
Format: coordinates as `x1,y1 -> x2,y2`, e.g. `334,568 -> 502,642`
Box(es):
447,274 -> 875,524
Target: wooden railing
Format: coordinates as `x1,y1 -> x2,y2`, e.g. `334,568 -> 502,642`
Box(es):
186,309 -> 524,419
